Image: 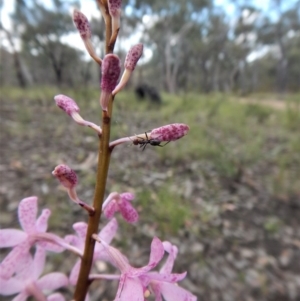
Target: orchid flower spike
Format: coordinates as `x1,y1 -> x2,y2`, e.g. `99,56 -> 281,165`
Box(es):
102,192 -> 138,223
113,43 -> 143,95
72,9 -> 102,65
100,54 -> 121,111
108,0 -> 122,36
54,94 -> 102,135
52,164 -> 95,215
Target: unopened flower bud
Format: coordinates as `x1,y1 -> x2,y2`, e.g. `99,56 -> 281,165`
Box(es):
72,9 -> 102,65
54,94 -> 102,135
73,9 -> 91,40
113,44 -> 143,95
108,0 -> 122,34
100,54 -> 121,111
52,164 -> 77,189
150,123 -> 190,141
124,43 -> 143,71
52,164 -> 94,215
55,94 -> 79,116
109,123 -> 189,149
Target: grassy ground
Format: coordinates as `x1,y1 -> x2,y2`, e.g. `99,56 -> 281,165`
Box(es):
1,87 -> 300,301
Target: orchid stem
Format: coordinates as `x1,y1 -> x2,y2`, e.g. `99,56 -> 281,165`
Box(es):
73,97 -> 113,301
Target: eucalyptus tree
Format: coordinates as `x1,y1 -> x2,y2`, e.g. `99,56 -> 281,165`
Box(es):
127,0 -> 212,93
257,0 -> 300,92
13,0 -> 83,86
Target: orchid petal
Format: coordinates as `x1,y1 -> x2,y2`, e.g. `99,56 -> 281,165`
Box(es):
99,218 -> 118,244
159,282 -> 197,301
120,192 -> 134,201
94,218 -> 118,260
146,271 -> 187,283
33,247 -> 46,280
0,277 -> 23,295
35,209 -> 51,232
0,229 -> 27,248
34,232 -> 66,253
160,242 -> 178,274
12,291 -> 28,301
18,196 -> 38,233
103,200 -> 118,218
0,240 -> 31,279
73,222 -> 88,241
100,240 -> 130,273
64,234 -> 76,245
119,200 -> 139,223
149,237 -> 164,268
69,259 -> 81,285
40,240 -> 65,253
47,293 -> 66,301
115,276 -> 144,301
14,251 -> 32,280
131,237 -> 164,277
37,272 -> 68,290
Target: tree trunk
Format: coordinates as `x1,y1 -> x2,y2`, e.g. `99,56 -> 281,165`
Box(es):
3,27 -> 27,88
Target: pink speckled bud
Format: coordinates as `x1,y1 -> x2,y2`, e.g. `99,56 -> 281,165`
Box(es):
54,94 -> 102,134
101,54 -> 121,92
125,43 -> 143,71
112,44 -> 143,95
52,164 -> 77,189
100,54 -> 121,111
54,94 -> 79,116
108,0 -> 122,34
72,9 -> 102,65
52,165 -> 94,215
73,9 -> 91,40
150,123 -> 190,141
108,0 -> 122,17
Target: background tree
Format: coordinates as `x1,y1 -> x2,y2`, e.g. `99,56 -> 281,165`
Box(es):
1,0 -> 299,93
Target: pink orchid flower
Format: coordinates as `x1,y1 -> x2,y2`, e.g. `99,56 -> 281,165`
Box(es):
0,197 -> 66,280
92,238 -> 197,301
144,241 -> 198,301
93,235 -> 164,301
0,246 -> 68,301
65,218 -> 118,285
102,192 -> 139,223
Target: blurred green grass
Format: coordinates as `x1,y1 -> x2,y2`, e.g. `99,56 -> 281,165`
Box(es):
1,87 -> 300,233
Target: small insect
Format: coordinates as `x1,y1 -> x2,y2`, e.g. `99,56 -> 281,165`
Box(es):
133,132 -> 170,151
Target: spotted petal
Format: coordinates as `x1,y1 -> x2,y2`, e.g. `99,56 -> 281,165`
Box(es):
18,197 -> 38,234
35,209 -> 51,232
0,240 -> 31,280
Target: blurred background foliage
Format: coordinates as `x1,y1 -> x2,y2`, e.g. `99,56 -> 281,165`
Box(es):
1,0 -> 299,94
